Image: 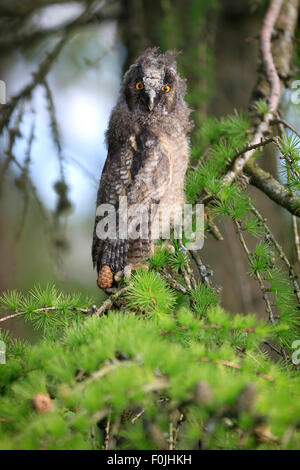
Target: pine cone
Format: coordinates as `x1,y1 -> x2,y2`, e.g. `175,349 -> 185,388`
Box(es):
33,393 -> 53,413
97,265 -> 113,289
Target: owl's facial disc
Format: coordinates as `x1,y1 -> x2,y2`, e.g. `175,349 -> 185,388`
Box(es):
125,64 -> 176,113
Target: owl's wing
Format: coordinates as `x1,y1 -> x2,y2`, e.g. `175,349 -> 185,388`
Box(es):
92,143 -> 129,273
92,133 -> 171,273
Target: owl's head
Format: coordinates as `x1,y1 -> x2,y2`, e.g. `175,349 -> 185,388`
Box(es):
122,48 -> 187,117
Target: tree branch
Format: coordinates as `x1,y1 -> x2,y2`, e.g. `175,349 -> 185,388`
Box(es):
0,0 -> 90,17
0,35 -> 68,134
260,0 -> 283,115
244,160 -> 300,217
233,219 -> 275,323
271,118 -> 300,140
222,0 -> 283,187
0,8 -> 118,53
250,203 -> 300,304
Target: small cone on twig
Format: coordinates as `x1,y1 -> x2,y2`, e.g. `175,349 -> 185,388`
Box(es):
33,393 -> 53,413
97,265 -> 113,289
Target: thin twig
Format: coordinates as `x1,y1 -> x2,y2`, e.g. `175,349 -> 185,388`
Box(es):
15,118 -> 35,240
233,219 -> 275,323
271,118 -> 300,140
0,305 -> 89,323
173,413 -> 184,449
0,286 -> 131,324
0,35 -> 68,134
206,213 -> 224,241
94,285 -> 132,316
0,311 -> 24,323
0,9 -> 118,54
181,267 -> 192,291
185,258 -> 197,290
130,409 -> 145,425
250,203 -> 300,305
43,79 -> 64,180
0,103 -> 25,187
104,409 -> 111,450
230,137 -> 276,163
263,341 -> 286,358
292,215 -> 300,264
168,421 -> 174,450
160,273 -> 187,295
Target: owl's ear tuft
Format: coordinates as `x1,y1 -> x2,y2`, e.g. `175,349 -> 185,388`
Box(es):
163,49 -> 181,67
134,48 -> 180,71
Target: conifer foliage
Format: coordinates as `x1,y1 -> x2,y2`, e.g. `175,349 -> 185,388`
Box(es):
0,269 -> 300,449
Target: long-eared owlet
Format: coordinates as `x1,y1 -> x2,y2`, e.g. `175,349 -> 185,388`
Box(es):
92,48 -> 193,289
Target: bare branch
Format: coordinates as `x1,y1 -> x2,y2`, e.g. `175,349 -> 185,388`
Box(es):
260,0 -> 283,115
292,215 -> 300,264
0,35 -> 68,134
271,118 -> 300,140
250,203 -> 300,305
93,285 -> 132,316
0,311 -> 24,323
0,0 -> 90,17
233,219 -> 275,323
221,0 -> 283,186
0,104 -> 25,187
0,6 -> 118,53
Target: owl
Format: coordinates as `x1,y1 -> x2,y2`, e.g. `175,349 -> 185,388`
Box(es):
92,48 -> 192,289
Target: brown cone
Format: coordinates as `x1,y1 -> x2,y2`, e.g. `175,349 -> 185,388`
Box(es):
97,265 -> 113,289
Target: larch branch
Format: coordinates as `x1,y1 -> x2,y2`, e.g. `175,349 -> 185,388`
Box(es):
222,0 -> 283,187
244,160 -> 300,217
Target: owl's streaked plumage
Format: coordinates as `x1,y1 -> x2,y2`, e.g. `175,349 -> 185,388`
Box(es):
92,48 -> 192,288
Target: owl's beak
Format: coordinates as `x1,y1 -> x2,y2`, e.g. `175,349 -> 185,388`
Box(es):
147,89 -> 156,111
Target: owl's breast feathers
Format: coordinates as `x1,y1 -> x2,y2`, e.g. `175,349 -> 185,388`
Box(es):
92,123 -> 189,285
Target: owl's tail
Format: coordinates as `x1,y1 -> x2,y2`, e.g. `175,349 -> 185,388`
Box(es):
100,239 -> 129,273
92,238 -> 129,289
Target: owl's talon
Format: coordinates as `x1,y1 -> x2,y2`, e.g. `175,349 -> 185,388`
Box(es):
114,271 -> 123,282
161,241 -> 175,254
123,263 -> 149,280
124,265 -> 132,280
134,263 -> 149,271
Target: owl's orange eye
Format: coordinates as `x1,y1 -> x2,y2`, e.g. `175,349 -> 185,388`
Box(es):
161,84 -> 171,93
136,81 -> 144,90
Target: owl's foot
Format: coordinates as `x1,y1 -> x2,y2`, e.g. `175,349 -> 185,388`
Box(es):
124,263 -> 149,280
161,240 -> 176,254
114,263 -> 149,282
114,270 -> 124,282
150,241 -> 175,255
